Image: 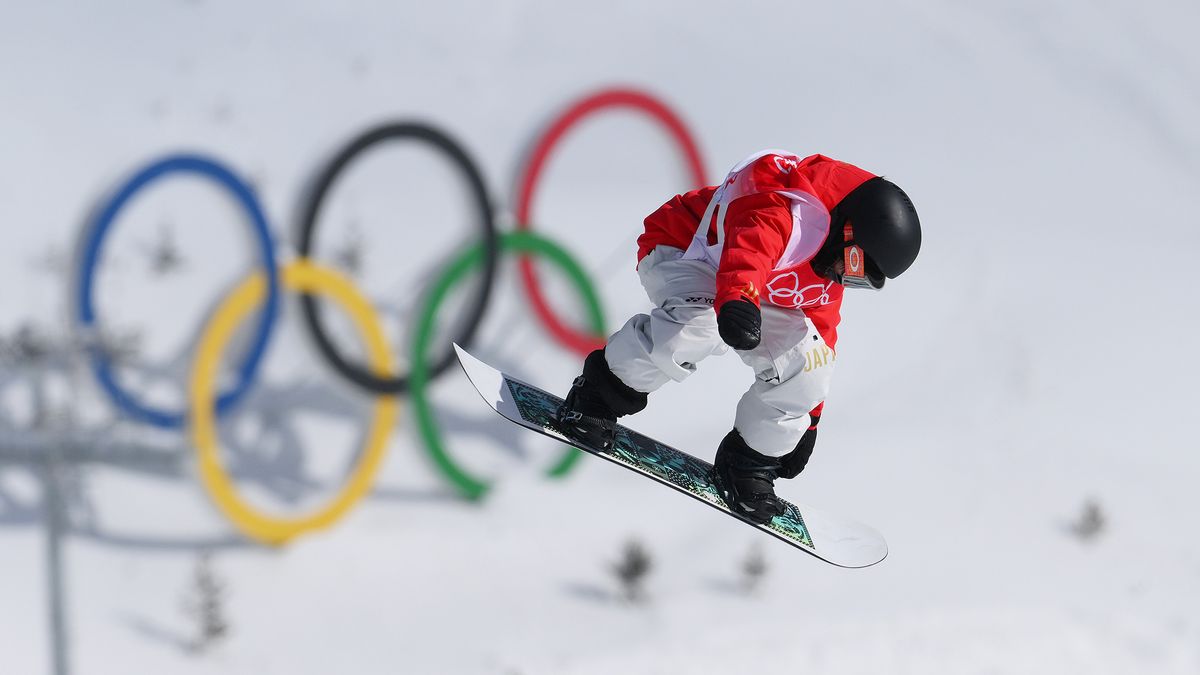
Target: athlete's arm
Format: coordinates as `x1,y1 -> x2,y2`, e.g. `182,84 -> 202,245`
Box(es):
713,191 -> 793,311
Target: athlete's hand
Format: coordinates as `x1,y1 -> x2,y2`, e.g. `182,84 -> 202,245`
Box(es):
779,417 -> 818,479
717,298 -> 761,351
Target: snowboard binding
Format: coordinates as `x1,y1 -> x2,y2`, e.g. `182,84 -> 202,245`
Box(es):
556,376 -> 620,450
713,429 -> 786,525
555,349 -> 647,450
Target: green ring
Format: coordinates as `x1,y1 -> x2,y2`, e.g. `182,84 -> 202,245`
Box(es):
411,230 -> 606,500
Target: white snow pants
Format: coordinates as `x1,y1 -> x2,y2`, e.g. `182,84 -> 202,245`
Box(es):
605,246 -> 835,457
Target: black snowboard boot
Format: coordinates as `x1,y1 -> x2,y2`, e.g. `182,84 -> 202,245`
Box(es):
713,429 -> 786,525
556,349 -> 648,450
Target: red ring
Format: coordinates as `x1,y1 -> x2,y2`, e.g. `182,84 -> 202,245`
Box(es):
514,87 -> 708,356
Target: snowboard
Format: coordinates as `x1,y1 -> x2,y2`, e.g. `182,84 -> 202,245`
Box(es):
453,345 -> 887,568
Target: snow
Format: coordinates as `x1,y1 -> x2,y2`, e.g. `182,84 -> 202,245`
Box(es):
2,1 -> 1199,673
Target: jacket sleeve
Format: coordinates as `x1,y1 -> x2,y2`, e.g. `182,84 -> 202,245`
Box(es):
714,191 -> 793,310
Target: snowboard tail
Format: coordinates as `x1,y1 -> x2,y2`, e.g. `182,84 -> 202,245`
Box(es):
453,344 -> 886,568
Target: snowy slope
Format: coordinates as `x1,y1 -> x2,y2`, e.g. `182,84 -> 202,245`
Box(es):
1,1 -> 1199,673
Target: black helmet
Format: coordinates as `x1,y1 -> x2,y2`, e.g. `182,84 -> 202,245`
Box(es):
812,177 -> 921,289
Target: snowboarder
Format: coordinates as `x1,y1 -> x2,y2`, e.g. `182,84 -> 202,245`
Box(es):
556,150 -> 921,524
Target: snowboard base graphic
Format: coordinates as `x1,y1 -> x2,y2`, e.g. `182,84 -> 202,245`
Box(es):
454,344 -> 887,568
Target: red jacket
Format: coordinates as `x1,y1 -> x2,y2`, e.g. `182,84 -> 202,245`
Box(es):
638,152 -> 875,352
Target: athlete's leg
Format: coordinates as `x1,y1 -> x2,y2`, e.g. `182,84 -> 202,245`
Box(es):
732,307 -> 835,456
713,307 -> 835,522
604,246 -> 728,393
557,245 -> 726,447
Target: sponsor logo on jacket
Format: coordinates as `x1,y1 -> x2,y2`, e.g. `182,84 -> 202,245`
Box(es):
735,282 -> 760,303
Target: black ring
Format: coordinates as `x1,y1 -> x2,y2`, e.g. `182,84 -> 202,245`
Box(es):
297,121 -> 498,394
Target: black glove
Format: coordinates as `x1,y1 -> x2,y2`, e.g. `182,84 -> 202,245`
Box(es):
717,298 -> 761,350
779,417 -> 819,479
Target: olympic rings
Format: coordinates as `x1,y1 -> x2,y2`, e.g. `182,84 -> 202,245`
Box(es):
297,121 -> 499,394
410,230 -> 605,500
514,87 -> 707,356
77,153 -> 281,429
70,87 -> 705,535
190,260 -> 398,545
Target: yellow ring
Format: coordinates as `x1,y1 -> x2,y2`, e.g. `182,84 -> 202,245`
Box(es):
189,260 -> 398,545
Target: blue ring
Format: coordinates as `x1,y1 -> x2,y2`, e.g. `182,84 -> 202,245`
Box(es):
76,154 -> 280,428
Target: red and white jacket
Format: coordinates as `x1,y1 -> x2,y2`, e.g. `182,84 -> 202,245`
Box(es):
638,151 -> 876,352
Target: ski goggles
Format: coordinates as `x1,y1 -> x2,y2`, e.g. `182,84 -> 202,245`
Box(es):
836,223 -> 885,290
